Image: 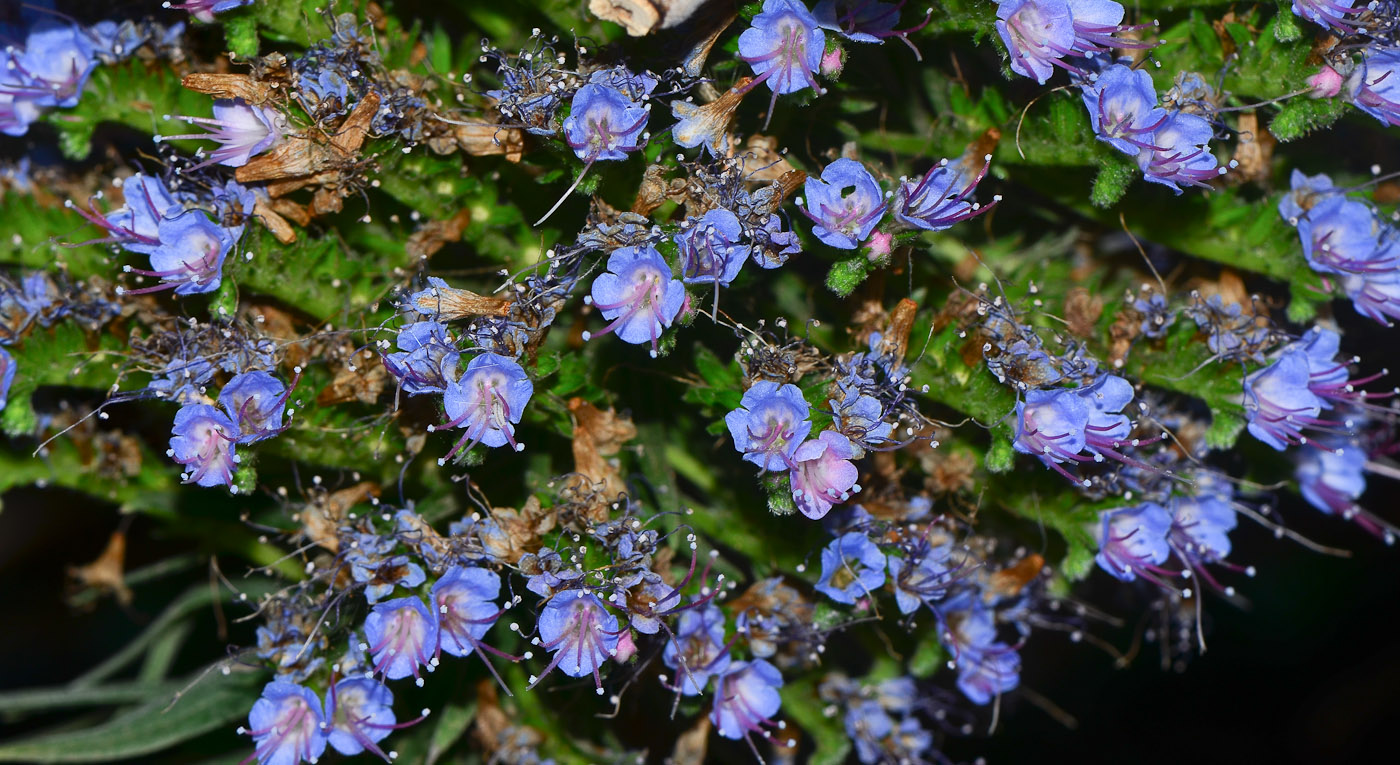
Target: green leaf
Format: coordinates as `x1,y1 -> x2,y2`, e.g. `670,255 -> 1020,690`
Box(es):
0,669 -> 264,763
1091,157 -> 1136,209
1270,97 -> 1348,142
908,639 -> 946,679
223,14 -> 261,58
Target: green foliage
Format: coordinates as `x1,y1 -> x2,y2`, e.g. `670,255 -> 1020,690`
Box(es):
1091,156 -> 1137,209
1271,97 -> 1349,142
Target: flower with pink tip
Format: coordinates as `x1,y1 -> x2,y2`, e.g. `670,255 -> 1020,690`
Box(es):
790,430 -> 861,519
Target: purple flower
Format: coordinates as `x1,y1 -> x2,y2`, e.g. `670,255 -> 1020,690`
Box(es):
711,659 -> 785,741
562,84 -> 650,162
799,158 -> 887,249
790,430 -> 861,519
2,21 -> 99,109
70,172 -> 181,248
1094,503 -> 1173,582
662,603 -> 731,696
325,678 -> 396,759
738,0 -> 826,123
1082,64 -> 1167,156
431,566 -> 503,658
1297,196 -> 1386,276
219,371 -> 288,443
0,348 -> 15,413
157,98 -> 284,169
944,600 -> 1020,705
531,591 -> 621,691
1297,442 -> 1367,518
1168,487 -> 1237,565
1243,350 -> 1326,450
1137,111 -> 1230,193
1292,0 -> 1365,33
433,352 -> 533,463
995,0 -> 1075,84
363,596 -> 439,684
297,69 -> 351,118
1343,264 -> 1400,326
383,321 -> 461,396
813,1 -> 931,54
168,404 -> 239,489
676,209 -> 749,286
352,555 -> 426,604
892,154 -> 998,232
1347,49 -> 1400,128
1013,376 -> 1149,484
241,681 -> 327,765
888,540 -> 956,614
815,532 -> 886,604
168,0 -> 256,23
1278,169 -> 1337,225
831,388 -> 894,448
584,245 -> 686,356
118,211 -> 235,296
725,380 -> 813,471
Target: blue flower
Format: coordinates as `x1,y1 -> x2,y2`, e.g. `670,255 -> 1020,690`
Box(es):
1347,48 -> 1400,128
1278,169 -> 1337,225
74,172 -> 181,247
1137,111 -> 1230,192
433,352 -> 534,462
297,69 -> 351,118
710,659 -> 785,741
584,245 -> 686,356
1094,503 -> 1172,582
352,555 -> 426,604
738,0 -> 826,123
662,603 -> 731,696
431,566 -> 503,658
815,532 -> 886,604
1081,64 -> 1166,156
1296,441 -> 1367,518
1291,0 -> 1365,33
168,404 -> 239,489
118,210 -> 236,296
4,21 -> 99,109
562,84 -> 649,162
383,321 -> 461,396
752,213 -> 802,268
676,209 -> 749,286
814,0 -> 931,53
219,371 -> 288,443
791,430 -> 861,520
944,599 -> 1020,704
844,699 -> 894,764
725,380 -> 812,471
1132,292 -> 1175,338
363,596 -> 439,684
168,0 -> 256,24
831,388 -> 894,449
325,677 -> 397,759
799,158 -> 887,249
1243,350 -> 1325,450
888,540 -> 956,614
531,591 -> 621,691
242,681 -> 327,765
0,348 -> 15,413
892,154 -> 997,232
1168,484 -> 1237,565
1296,196 -> 1383,276
157,98 -> 285,169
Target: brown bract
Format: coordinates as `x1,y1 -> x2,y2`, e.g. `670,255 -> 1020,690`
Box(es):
180,72 -> 278,105
987,553 -> 1046,599
588,0 -> 717,35
1064,286 -> 1104,338
669,715 -> 711,765
302,482 -> 380,553
68,530 -> 132,606
566,399 -> 637,514
1228,111 -> 1276,186
480,496 -> 557,563
406,209 -> 475,260
317,348 -> 388,406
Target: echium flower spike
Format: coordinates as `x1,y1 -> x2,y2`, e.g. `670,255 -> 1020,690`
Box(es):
737,0 -> 827,129
583,245 -> 686,357
528,591 -> 622,695
725,381 -> 813,471
431,566 -> 520,694
238,681 -> 327,765
710,660 -> 792,751
430,352 -> 533,464
168,404 -> 240,489
116,211 -> 236,296
813,0 -> 933,59
325,677 -> 430,760
537,82 -> 651,225
363,596 -> 439,686
156,98 -> 284,170
892,153 -> 999,232
798,158 -> 887,249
